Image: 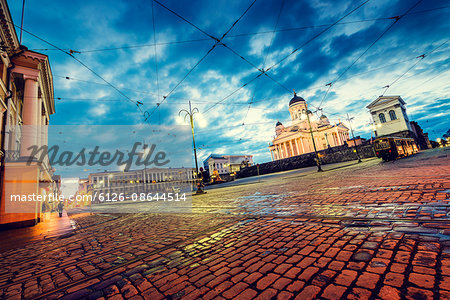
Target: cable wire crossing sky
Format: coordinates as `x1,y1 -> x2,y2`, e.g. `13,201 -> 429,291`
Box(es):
9,0 -> 450,163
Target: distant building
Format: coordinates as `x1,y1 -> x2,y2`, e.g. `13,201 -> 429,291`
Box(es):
366,96 -> 412,137
203,154 -> 253,175
410,121 -> 431,150
268,93 -> 350,161
366,96 -> 430,149
87,168 -> 195,201
346,136 -> 365,147
76,178 -> 90,197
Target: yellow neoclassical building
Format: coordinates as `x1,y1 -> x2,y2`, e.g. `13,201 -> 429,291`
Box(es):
268,94 -> 350,161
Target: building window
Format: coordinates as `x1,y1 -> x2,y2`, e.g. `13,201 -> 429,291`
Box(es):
389,110 -> 397,120
379,113 -> 386,123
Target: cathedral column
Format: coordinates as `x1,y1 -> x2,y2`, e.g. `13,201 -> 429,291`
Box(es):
41,115 -> 47,149
283,143 -> 288,158
295,138 -> 300,155
289,140 -> 294,157
21,75 -> 39,157
300,137 -> 305,153
336,129 -> 342,145
270,150 -> 274,161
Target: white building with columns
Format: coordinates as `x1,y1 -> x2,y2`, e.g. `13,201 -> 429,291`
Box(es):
88,168 -> 195,200
0,0 -> 56,227
268,93 -> 350,161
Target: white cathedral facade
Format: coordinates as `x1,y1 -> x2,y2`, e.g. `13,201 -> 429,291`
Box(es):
268,93 -> 350,161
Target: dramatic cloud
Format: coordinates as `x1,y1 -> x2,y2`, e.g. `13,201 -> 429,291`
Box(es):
10,0 -> 450,164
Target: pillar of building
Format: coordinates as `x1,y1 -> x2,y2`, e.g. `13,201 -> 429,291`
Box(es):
20,75 -> 39,157
41,115 -> 47,150
294,139 -> 300,155
283,143 -> 288,158
336,130 -> 342,145
300,137 -> 305,153
289,140 -> 294,157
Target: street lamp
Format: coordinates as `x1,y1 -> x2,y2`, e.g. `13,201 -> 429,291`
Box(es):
179,101 -> 203,193
346,113 -> 362,163
304,109 -> 323,172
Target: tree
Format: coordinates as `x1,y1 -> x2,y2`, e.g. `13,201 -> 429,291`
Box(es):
443,129 -> 450,139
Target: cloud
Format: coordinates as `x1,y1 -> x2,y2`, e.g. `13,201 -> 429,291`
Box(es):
90,103 -> 109,117
132,31 -> 174,64
248,28 -> 275,56
10,0 -> 448,166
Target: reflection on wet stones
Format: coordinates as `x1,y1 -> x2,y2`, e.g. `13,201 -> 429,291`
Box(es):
352,250 -> 373,262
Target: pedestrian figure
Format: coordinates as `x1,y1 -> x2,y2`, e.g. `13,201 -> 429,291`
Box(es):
57,201 -> 64,217
200,167 -> 210,184
196,168 -> 206,194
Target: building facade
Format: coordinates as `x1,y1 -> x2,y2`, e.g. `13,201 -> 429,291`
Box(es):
203,154 -> 253,175
410,121 -> 431,150
366,96 -> 430,149
0,0 -> 56,228
268,94 -> 350,161
366,96 -> 412,137
87,168 -> 195,201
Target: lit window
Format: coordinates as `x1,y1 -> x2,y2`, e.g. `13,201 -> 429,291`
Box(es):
389,110 -> 397,120
379,113 -> 386,123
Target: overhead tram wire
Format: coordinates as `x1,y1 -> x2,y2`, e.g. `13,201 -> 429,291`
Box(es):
218,43 -> 291,92
152,0 -> 216,41
195,119 -> 293,134
204,0 -> 371,113
55,97 -> 268,108
317,0 -> 425,110
194,108 -> 349,135
144,0 -> 258,120
400,59 -> 450,82
287,47 -> 445,108
226,5 -> 450,38
11,22 -> 143,115
55,52 -> 420,109
381,38 -> 450,96
151,0 -> 162,124
242,0 -> 285,135
27,5 -> 450,54
405,69 -> 450,97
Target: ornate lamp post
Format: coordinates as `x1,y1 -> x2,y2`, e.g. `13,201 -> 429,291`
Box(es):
179,101 -> 203,193
346,113 -> 362,163
304,109 -> 323,172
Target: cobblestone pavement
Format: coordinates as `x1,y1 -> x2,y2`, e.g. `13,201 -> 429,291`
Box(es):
0,148 -> 449,299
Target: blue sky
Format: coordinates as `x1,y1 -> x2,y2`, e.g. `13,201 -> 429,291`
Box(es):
9,0 -> 450,164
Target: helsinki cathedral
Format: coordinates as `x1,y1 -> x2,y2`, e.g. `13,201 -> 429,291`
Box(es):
268,93 -> 350,161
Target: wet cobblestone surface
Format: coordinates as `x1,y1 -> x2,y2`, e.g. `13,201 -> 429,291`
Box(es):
0,148 -> 449,299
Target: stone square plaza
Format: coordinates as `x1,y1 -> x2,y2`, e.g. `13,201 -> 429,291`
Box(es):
1,148 -> 449,299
